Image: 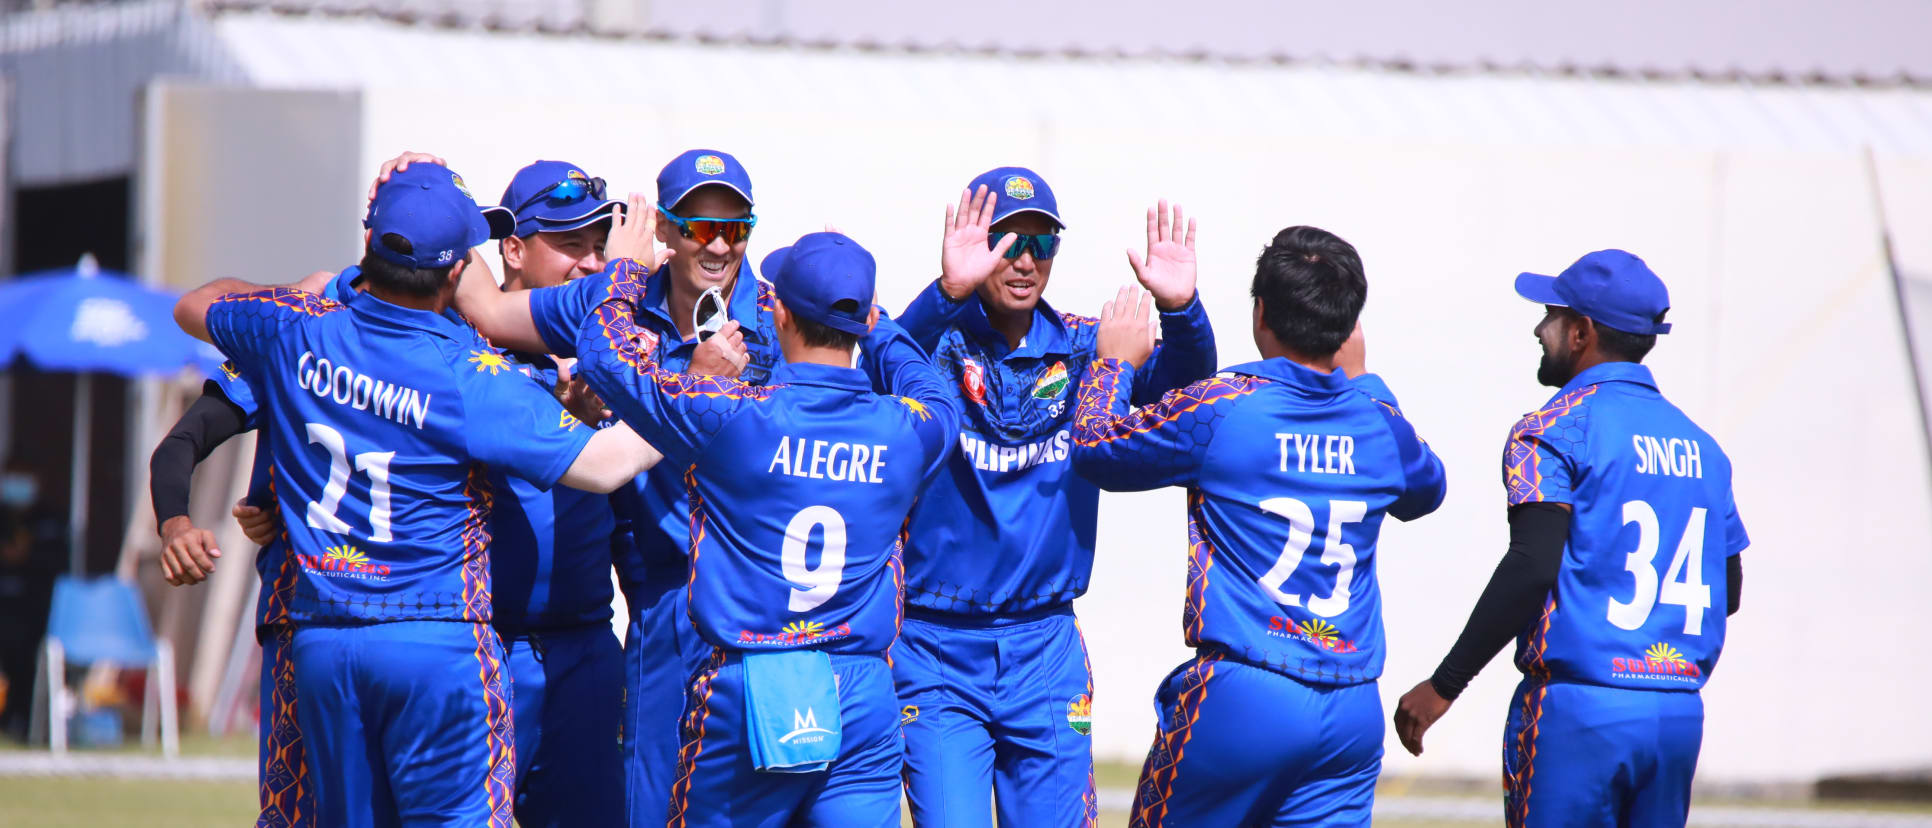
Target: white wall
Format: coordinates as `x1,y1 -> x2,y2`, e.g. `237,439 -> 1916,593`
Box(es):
200,14 -> 1932,782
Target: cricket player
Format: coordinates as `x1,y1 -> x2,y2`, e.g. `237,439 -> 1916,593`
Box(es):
573,212 -> 958,827
173,162 -> 662,827
892,172 -> 1217,826
1392,250 -> 1749,828
1071,226 -> 1447,826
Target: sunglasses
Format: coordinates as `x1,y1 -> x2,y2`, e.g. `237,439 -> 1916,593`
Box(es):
694,286 -> 729,343
512,175 -> 607,216
989,232 -> 1060,260
656,204 -> 757,246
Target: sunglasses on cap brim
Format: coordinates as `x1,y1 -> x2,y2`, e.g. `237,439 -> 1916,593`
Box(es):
512,175 -> 608,216
988,232 -> 1060,260
656,204 -> 757,246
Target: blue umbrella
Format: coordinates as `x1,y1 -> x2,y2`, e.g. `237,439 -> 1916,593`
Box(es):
0,255 -> 219,575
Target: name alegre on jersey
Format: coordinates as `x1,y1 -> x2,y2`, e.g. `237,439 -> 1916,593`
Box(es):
295,351 -> 432,429
767,436 -> 889,483
1632,434 -> 1702,478
959,429 -> 1070,473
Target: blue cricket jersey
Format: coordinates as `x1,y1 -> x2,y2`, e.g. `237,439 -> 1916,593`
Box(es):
573,259 -> 958,655
206,287 -> 593,625
485,350 -> 618,633
894,281 -> 1216,616
527,260 -> 783,599
1503,362 -> 1748,692
1071,358 -> 1446,685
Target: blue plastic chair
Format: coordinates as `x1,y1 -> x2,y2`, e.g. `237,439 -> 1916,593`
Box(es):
28,575 -> 178,756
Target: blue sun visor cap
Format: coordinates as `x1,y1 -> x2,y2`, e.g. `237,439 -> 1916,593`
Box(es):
772,233 -> 875,336
658,149 -> 754,211
1514,249 -> 1672,335
500,160 -> 620,237
967,166 -> 1064,229
364,163 -> 513,269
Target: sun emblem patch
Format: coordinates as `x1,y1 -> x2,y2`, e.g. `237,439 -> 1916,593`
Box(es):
450,173 -> 474,200
1004,176 -> 1035,200
468,351 -> 512,375
898,395 -> 933,422
1066,694 -> 1092,735
695,154 -> 727,176
1032,361 -> 1069,400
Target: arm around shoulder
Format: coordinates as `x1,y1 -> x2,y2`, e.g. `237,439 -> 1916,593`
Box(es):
558,422 -> 663,493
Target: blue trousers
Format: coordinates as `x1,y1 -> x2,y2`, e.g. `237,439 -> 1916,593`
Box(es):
505,623 -> 624,827
894,607 -> 1097,827
623,580 -> 710,827
291,622 -> 515,827
1130,653 -> 1382,828
1503,679 -> 1704,828
668,651 -> 902,828
257,625 -> 313,827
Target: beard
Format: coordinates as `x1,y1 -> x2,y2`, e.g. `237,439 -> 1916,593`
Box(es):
1536,347 -> 1574,388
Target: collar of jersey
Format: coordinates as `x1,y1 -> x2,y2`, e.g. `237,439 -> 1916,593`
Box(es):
344,289 -> 473,343
1224,357 -> 1351,392
634,259 -> 768,346
961,296 -> 1070,360
769,361 -> 867,390
1553,361 -> 1656,399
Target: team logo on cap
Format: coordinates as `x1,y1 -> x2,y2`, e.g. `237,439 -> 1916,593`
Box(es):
1004,176 -> 1036,200
450,173 -> 474,200
695,155 -> 727,176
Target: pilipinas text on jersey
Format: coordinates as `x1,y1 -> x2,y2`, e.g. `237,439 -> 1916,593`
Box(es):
205,288 -> 593,625
1072,358 -> 1446,686
1504,362 -> 1748,691
572,259 -> 959,656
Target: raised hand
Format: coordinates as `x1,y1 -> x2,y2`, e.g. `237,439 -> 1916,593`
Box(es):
1125,200 -> 1198,311
366,151 -> 448,203
938,185 -> 1017,301
606,194 -> 673,268
689,320 -> 750,378
1097,284 -> 1157,369
157,515 -> 220,586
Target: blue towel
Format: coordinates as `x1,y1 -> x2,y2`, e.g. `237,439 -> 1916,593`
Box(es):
743,650 -> 842,773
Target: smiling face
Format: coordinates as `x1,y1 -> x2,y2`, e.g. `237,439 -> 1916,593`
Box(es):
656,186 -> 752,298
976,212 -> 1058,318
502,223 -> 608,290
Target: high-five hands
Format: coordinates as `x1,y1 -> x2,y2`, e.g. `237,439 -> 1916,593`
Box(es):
938,185 -> 1018,301
1126,200 -> 1198,312
607,194 -> 674,269
1097,284 -> 1157,370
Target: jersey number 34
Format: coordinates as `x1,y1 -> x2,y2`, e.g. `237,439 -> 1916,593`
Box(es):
1608,500 -> 1712,636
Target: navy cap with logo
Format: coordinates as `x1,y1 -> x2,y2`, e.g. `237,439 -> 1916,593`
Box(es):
658,149 -> 754,212
364,163 -> 513,269
499,160 -> 620,238
966,166 -> 1064,229
771,232 -> 875,336
1514,249 -> 1673,335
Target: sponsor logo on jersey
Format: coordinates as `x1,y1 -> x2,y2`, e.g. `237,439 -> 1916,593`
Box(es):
901,705 -> 920,726
297,545 -> 391,580
1004,176 -> 1035,200
450,173 -> 474,200
1033,361 -> 1069,400
695,154 -> 727,176
960,357 -> 987,406
1265,615 -> 1361,654
1610,642 -> 1702,684
779,708 -> 833,744
468,351 -> 512,375
738,619 -> 854,647
1066,694 -> 1092,735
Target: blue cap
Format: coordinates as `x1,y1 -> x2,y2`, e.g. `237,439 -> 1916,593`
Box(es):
499,160 -> 619,238
966,166 -> 1064,229
657,149 -> 753,212
771,232 -> 874,336
1514,249 -> 1672,335
364,163 -> 513,269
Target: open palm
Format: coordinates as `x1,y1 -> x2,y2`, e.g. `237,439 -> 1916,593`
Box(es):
1126,200 -> 1198,311
939,185 -> 1017,301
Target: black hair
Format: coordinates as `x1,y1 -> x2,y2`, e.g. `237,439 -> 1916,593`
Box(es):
1593,321 -> 1657,363
1250,226 -> 1367,357
792,299 -> 864,351
358,234 -> 456,298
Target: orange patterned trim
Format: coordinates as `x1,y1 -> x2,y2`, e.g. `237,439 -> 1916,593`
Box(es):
1129,652 -> 1222,828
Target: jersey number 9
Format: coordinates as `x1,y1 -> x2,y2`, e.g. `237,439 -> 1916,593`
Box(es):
782,506 -> 847,613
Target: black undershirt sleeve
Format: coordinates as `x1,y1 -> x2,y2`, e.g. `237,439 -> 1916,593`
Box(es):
149,381 -> 250,525
1727,554 -> 1742,616
1427,502 -> 1571,701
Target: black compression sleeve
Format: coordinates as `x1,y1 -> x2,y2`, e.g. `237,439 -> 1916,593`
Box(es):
149,381 -> 250,525
1427,502 -> 1570,700
1727,554 -> 1742,616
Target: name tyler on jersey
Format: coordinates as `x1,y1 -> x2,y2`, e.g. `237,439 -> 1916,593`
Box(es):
958,429 -> 1071,474
1277,432 -> 1356,475
768,436 -> 889,483
296,351 -> 432,430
